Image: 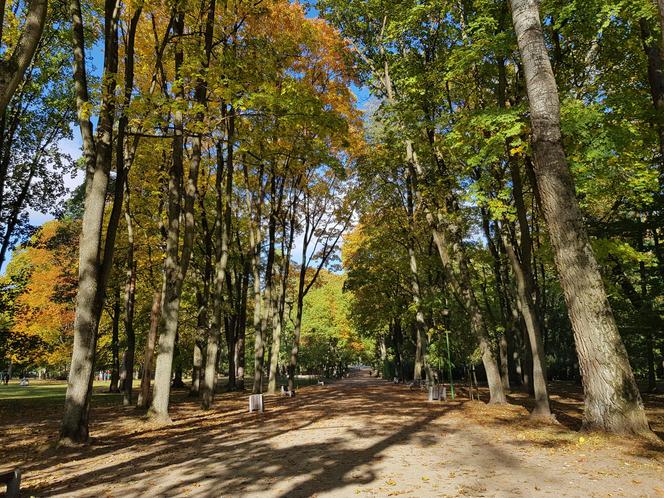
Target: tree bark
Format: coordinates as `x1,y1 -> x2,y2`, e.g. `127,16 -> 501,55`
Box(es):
502,227 -> 551,416
258,172 -> 278,393
510,0 -> 651,434
121,187 -> 137,406
501,161 -> 551,417
0,0 -> 47,115
149,10 -> 199,421
480,210 -> 512,391
235,260 -> 248,390
267,243 -> 287,393
109,289 -> 121,393
202,121 -> 233,408
245,161 -> 265,394
266,176 -> 290,394
60,0 -> 120,444
136,288 -> 161,409
392,318 -> 405,381
406,172 -> 428,382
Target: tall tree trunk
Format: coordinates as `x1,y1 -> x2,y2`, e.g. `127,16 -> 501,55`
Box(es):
60,0 -> 120,444
251,229 -> 264,393
267,249 -> 288,393
136,288 -> 161,409
192,172 -> 213,398
202,120 -> 233,408
502,227 -> 551,416
392,318 -> 405,381
118,4 -> 141,408
258,173 -> 278,393
268,189 -> 296,393
236,261 -> 248,390
109,288 -> 121,393
428,214 -> 506,403
480,210 -> 511,391
246,162 -> 265,394
191,290 -> 206,397
288,218 -> 309,393
406,173 -> 428,381
502,161 -> 551,417
267,263 -> 283,393
149,10 -> 198,421
510,0 -> 650,434
407,142 -> 506,403
172,332 -> 185,389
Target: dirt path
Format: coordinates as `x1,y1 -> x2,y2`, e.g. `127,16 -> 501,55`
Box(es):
8,370 -> 664,497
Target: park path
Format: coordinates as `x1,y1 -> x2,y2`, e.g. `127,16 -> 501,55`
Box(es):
15,370 -> 664,497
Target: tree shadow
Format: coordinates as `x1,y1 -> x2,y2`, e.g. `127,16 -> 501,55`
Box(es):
13,376 -> 539,497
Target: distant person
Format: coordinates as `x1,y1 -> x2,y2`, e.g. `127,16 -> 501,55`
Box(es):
3,372 -> 8,385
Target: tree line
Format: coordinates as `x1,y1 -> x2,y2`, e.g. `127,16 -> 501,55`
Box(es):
325,0 -> 661,436
0,0 -> 661,444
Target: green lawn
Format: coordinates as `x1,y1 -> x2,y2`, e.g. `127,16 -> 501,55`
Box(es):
0,375 -> 325,404
0,380 -> 140,403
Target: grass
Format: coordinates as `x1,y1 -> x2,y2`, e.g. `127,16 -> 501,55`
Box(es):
0,380 -> 139,405
0,374 -> 326,404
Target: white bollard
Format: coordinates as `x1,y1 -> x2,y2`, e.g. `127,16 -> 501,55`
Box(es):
249,394 -> 263,413
428,385 -> 446,402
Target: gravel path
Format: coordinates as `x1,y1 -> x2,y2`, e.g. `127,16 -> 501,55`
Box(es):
11,369 -> 664,497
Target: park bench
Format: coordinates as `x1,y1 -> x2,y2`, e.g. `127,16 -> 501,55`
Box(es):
249,393 -> 263,413
0,468 -> 21,498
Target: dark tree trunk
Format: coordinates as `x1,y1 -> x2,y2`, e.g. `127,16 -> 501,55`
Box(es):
235,261 -> 248,391
109,289 -> 121,393
502,161 -> 551,417
118,5 -> 141,408
137,288 -> 162,409
405,172 -> 428,381
480,210 -> 512,391
391,319 -> 404,382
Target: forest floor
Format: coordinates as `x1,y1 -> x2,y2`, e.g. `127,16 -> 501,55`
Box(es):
1,371 -> 663,498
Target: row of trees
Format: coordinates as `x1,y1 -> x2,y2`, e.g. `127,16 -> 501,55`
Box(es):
326,0 -> 661,436
1,0 -> 367,444
58,0 -> 368,443
0,0 -> 661,445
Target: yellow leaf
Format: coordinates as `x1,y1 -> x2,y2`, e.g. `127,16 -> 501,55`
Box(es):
510,145 -> 525,156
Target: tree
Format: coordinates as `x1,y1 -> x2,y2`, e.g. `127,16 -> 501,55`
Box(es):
509,0 -> 651,434
0,0 -> 47,115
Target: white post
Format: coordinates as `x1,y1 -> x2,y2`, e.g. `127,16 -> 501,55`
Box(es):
249,394 -> 263,413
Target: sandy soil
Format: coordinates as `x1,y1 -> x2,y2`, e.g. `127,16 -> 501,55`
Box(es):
3,370 -> 664,497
